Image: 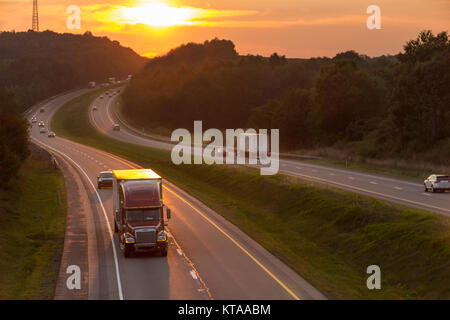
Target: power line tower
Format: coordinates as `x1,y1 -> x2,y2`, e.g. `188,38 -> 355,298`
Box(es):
32,0 -> 39,31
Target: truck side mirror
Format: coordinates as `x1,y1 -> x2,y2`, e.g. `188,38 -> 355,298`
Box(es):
167,208 -> 171,220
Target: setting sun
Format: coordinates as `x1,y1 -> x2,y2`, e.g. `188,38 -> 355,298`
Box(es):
118,3 -> 199,27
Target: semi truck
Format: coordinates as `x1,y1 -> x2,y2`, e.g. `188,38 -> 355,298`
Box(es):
112,169 -> 171,257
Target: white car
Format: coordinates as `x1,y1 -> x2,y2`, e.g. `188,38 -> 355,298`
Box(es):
424,175 -> 450,193
93,106 -> 97,111
39,127 -> 46,134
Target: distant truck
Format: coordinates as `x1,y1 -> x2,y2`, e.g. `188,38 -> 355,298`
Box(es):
112,169 -> 171,257
88,81 -> 96,88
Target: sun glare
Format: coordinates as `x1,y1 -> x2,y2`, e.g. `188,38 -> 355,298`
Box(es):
119,3 -> 199,27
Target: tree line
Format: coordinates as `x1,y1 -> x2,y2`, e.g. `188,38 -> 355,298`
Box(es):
0,30 -> 147,112
122,32 -> 449,165
0,30 -> 148,186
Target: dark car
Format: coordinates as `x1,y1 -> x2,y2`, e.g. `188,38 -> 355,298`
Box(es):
97,171 -> 113,189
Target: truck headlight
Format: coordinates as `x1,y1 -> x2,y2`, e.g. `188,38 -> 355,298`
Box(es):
124,233 -> 135,244
157,231 -> 167,242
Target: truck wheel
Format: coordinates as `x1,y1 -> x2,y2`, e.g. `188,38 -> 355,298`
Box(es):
160,246 -> 168,257
424,184 -> 428,192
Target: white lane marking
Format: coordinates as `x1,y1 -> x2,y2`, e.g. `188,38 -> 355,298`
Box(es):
395,187 -> 403,190
281,158 -> 423,187
177,249 -> 182,256
190,270 -> 198,280
295,166 -> 302,170
348,177 -> 354,180
311,169 -> 317,172
106,98 -> 116,124
31,137 -> 124,300
423,193 -> 432,197
370,181 -> 378,185
329,173 -> 335,176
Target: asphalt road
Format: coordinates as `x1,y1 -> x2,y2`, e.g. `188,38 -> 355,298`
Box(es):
28,88 -> 325,300
90,90 -> 450,217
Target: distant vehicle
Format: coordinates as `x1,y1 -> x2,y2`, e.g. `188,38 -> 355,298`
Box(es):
112,169 -> 171,257
48,131 -> 56,138
93,106 -> 97,111
113,124 -> 120,131
88,81 -> 96,88
31,118 -> 37,123
97,171 -> 113,189
40,107 -> 45,113
127,75 -> 132,80
109,77 -> 116,84
424,175 -> 450,193
116,90 -> 121,93
39,127 -> 46,134
38,121 -> 45,127
100,96 -> 103,99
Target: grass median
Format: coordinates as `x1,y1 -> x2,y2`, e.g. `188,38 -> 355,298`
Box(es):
51,89 -> 450,299
0,146 -> 66,299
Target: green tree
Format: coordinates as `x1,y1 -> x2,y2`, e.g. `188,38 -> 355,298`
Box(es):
389,30 -> 450,152
314,59 -> 386,142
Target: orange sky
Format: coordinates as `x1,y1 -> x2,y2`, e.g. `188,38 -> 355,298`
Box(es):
0,0 -> 449,58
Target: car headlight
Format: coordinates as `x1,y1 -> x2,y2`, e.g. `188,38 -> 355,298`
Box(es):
157,231 -> 167,242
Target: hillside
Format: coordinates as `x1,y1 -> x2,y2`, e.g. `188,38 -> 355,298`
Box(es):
0,30 -> 147,111
121,32 -> 450,165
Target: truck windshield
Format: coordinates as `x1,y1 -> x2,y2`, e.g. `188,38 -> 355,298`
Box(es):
125,208 -> 161,222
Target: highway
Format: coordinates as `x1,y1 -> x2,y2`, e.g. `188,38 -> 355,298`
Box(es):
28,88 -> 326,300
90,89 -> 450,217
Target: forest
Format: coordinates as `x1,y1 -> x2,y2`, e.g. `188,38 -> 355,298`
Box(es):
0,30 -> 147,186
0,30 -> 147,112
122,31 -> 450,165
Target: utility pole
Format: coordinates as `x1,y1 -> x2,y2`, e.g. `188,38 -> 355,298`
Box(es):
32,0 -> 39,31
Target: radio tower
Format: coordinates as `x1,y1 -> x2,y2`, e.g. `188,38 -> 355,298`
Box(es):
32,0 -> 39,31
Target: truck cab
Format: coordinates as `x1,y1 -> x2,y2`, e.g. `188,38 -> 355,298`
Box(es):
112,169 -> 171,257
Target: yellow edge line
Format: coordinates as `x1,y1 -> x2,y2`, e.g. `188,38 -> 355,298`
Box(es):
163,184 -> 301,300
281,169 -> 450,214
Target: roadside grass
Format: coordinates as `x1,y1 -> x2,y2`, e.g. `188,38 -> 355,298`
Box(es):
51,90 -> 450,299
0,147 -> 66,299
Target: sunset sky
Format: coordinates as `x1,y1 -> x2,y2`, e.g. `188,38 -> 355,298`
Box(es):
1,0 -> 449,58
